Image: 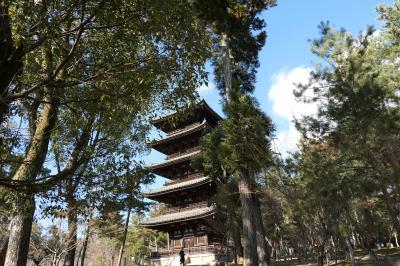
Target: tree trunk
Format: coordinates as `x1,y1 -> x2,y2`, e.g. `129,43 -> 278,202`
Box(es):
79,224 -> 90,266
221,32 -> 232,104
352,233 -> 357,250
382,188 -> 400,234
252,195 -> 270,266
317,255 -> 324,266
0,228 -> 10,266
233,223 -> 243,264
64,179 -> 78,266
5,87 -> 58,265
238,176 -> 258,266
75,248 -> 81,266
345,237 -> 355,266
116,207 -> 131,266
394,232 -> 399,248
316,241 -> 325,266
330,236 -> 338,266
4,195 -> 35,266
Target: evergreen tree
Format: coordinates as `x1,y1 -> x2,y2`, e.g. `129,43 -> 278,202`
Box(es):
196,1 -> 277,265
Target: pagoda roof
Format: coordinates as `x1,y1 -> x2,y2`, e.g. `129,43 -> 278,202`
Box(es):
151,120 -> 211,155
143,176 -> 212,198
152,100 -> 222,133
147,149 -> 200,177
140,205 -> 216,227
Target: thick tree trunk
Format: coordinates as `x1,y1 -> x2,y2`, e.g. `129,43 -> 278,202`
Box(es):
4,195 -> 35,266
252,195 -> 270,266
116,207 -> 131,266
64,180 -> 78,266
238,176 -> 258,266
79,224 -> 90,266
5,88 -> 58,265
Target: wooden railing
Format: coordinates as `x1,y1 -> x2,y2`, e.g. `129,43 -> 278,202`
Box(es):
166,122 -> 201,136
160,201 -> 208,215
150,245 -> 234,259
164,173 -> 203,186
166,146 -> 201,160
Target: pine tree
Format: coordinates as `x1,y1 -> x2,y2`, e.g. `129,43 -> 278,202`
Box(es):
196,1 -> 276,265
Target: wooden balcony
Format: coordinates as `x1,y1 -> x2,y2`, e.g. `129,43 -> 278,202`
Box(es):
160,201 -> 209,215
164,173 -> 203,186
166,146 -> 201,160
166,122 -> 202,136
150,245 -> 234,259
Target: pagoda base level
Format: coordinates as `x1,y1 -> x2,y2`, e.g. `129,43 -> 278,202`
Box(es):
150,253 -> 233,266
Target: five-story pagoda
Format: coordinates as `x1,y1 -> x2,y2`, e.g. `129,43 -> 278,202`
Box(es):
140,100 -> 232,266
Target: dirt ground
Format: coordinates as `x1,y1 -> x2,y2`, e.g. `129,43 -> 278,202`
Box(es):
271,247 -> 400,266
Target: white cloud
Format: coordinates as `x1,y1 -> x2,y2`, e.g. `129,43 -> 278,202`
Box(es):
267,66 -> 319,156
274,123 -> 301,158
197,81 -> 215,96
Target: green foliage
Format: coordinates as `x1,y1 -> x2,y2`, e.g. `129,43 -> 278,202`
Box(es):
0,1 -> 216,263
0,0 -> 214,228
95,211 -> 126,247
196,94 -> 274,181
195,0 -> 276,95
1,0 -> 213,189
125,212 -> 167,263
223,94 -> 274,174
264,1 -> 400,262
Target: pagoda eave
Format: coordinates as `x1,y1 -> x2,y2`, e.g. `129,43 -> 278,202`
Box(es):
140,205 -> 216,228
146,150 -> 200,178
150,121 -> 211,155
143,176 -> 213,199
152,100 -> 222,132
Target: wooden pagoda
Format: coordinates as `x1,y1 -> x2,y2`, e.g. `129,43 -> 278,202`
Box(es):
140,100 -> 233,266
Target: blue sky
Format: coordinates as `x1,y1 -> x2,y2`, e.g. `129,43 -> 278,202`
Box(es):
142,0 -> 395,190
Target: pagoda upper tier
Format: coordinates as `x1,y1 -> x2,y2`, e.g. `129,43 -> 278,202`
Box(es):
143,176 -> 215,203
146,148 -> 200,179
152,100 -> 222,133
150,120 -> 212,155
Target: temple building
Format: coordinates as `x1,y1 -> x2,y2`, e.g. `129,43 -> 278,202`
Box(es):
140,100 -> 233,266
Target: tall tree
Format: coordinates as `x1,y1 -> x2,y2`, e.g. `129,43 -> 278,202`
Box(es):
195,1 -> 276,265
197,95 -> 275,265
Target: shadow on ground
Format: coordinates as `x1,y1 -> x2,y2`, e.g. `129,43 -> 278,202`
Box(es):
272,247 -> 400,266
